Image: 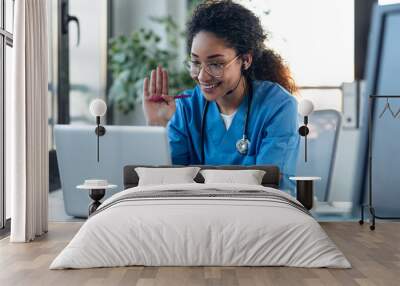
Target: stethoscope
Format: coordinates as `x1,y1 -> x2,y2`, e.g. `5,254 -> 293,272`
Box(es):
200,78 -> 252,164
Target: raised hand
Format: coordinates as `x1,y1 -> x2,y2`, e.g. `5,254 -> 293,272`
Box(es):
143,65 -> 176,126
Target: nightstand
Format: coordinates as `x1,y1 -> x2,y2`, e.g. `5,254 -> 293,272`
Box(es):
77,180 -> 117,215
289,176 -> 321,210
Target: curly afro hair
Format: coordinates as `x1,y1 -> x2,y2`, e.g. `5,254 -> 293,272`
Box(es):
187,0 -> 297,93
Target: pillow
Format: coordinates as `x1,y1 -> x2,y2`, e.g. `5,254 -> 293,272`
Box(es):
200,169 -> 266,185
135,167 -> 201,186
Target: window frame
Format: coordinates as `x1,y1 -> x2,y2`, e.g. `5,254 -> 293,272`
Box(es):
0,0 -> 14,233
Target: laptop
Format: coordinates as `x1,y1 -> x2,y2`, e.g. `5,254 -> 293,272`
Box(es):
54,125 -> 172,217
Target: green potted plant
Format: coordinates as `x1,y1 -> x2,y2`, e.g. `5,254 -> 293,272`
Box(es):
108,16 -> 194,116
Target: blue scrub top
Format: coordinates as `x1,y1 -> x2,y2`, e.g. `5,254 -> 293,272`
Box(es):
167,80 -> 300,191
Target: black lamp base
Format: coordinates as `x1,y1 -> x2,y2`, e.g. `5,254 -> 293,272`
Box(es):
88,189 -> 105,215
298,125 -> 309,136
95,126 -> 106,136
296,180 -> 314,210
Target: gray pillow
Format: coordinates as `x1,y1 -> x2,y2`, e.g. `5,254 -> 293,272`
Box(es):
200,169 -> 266,185
135,167 -> 201,186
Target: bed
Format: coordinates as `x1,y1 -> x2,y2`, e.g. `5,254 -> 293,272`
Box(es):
50,165 -> 350,269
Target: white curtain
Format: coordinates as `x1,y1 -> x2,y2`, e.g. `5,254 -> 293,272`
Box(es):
7,0 -> 48,242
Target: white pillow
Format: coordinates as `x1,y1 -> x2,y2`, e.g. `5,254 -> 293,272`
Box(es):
200,169 -> 266,185
135,167 -> 201,186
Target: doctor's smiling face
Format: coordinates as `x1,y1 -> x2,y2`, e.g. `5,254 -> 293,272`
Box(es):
186,1 -> 297,104
189,31 -> 250,102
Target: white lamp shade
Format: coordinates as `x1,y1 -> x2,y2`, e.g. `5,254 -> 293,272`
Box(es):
298,99 -> 314,116
89,98 -> 107,117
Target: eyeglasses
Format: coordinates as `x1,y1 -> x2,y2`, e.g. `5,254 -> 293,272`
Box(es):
185,55 -> 240,78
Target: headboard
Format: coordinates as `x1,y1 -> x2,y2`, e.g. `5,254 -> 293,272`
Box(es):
123,165 -> 280,189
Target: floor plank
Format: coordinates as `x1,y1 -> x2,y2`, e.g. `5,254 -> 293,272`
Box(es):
0,222 -> 399,286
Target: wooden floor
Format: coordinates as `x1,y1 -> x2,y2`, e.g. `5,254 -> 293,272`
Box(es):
0,222 -> 399,286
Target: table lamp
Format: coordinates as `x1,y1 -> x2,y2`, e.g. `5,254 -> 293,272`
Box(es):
290,98 -> 320,211
298,98 -> 314,162
89,98 -> 107,162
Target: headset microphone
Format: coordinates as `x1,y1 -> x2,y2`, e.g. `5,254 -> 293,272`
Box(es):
225,75 -> 243,96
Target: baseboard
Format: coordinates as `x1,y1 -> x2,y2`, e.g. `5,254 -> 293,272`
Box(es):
314,201 -> 353,214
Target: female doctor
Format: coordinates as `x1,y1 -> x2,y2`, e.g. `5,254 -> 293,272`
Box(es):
142,1 -> 300,190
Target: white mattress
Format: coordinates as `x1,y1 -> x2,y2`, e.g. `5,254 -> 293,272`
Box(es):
50,183 -> 351,269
